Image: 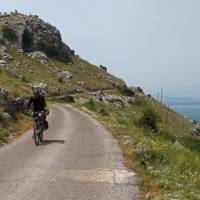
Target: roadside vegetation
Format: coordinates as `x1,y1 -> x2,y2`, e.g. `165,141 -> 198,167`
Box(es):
0,111 -> 32,144
69,90 -> 200,200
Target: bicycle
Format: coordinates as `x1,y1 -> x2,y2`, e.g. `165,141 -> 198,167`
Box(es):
32,111 -> 49,146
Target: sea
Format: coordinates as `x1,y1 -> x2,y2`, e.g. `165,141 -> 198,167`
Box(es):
164,97 -> 200,123
170,104 -> 200,123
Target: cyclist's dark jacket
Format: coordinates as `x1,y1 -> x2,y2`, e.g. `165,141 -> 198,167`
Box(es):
27,95 -> 46,112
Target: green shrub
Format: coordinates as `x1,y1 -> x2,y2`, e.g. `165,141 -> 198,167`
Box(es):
156,130 -> 176,143
0,130 -> 9,143
1,25 -> 18,42
58,77 -> 63,83
98,108 -> 109,116
84,99 -> 97,111
159,178 -> 171,189
0,113 -> 6,124
119,87 -> 135,97
139,108 -> 159,132
59,95 -> 75,103
21,75 -> 28,83
138,150 -> 168,168
135,96 -> 146,106
179,136 -> 200,153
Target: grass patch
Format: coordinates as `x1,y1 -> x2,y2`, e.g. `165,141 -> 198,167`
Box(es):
0,113 -> 32,144
84,99 -> 97,111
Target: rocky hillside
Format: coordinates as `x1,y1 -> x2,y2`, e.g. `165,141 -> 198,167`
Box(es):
0,11 -> 125,98
0,12 -> 74,61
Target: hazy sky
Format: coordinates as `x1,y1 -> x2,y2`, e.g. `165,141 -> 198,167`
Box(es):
1,0 -> 200,97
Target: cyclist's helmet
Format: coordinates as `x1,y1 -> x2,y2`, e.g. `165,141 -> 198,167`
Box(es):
32,86 -> 41,94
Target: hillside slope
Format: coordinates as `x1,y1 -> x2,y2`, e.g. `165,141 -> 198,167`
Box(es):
0,12 -> 125,144
0,46 -> 124,96
0,12 -> 125,97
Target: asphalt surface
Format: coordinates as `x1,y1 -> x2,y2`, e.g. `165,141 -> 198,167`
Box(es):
0,104 -> 139,200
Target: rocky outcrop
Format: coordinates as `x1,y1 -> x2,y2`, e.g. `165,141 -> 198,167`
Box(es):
129,86 -> 144,95
0,85 -> 29,119
91,91 -> 135,106
74,97 -> 89,105
2,112 -> 12,121
11,96 -> 29,112
191,125 -> 200,136
57,70 -> 73,84
0,45 -> 13,61
0,86 -> 8,105
105,78 -> 127,89
27,51 -> 48,64
0,12 -> 74,62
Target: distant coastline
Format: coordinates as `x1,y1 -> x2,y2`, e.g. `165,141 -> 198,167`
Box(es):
164,97 -> 200,106
165,97 -> 200,123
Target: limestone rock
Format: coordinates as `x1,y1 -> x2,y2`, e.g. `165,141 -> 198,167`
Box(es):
0,60 -> 6,65
0,45 -> 6,54
58,70 -> 73,84
2,112 -> 12,121
75,98 -> 89,105
191,125 -> 200,136
91,91 -> 135,106
0,87 -> 8,105
105,78 -> 127,89
0,12 -> 74,62
11,96 -> 29,112
27,51 -> 48,64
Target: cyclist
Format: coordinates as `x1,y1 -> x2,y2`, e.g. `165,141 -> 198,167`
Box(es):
27,86 -> 48,130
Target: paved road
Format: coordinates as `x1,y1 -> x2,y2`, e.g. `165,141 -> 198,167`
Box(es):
0,104 -> 139,200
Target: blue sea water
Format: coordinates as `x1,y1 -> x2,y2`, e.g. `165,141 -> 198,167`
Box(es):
170,104 -> 200,123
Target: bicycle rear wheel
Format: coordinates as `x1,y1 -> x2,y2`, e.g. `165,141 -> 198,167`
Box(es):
34,129 -> 40,146
34,122 -> 41,146
39,131 -> 43,143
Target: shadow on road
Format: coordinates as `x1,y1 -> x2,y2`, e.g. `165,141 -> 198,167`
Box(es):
41,140 -> 65,145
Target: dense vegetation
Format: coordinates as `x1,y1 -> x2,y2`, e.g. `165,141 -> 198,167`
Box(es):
1,25 -> 18,42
